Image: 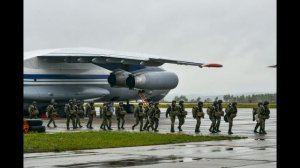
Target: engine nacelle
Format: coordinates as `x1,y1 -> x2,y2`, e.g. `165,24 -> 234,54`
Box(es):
126,71 -> 178,90
107,71 -> 131,87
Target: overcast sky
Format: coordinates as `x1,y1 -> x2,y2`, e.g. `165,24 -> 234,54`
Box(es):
24,0 -> 276,98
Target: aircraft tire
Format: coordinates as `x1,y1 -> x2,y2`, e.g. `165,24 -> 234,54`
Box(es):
27,119 -> 43,126
29,126 -> 46,133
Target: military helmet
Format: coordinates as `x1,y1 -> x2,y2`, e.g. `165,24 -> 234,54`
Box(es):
138,102 -> 143,105
258,102 -> 263,106
119,102 -> 123,105
77,100 -> 81,103
155,102 -> 159,106
53,102 -> 57,106
198,101 -> 203,105
172,100 -> 176,103
90,101 -> 94,104
213,101 -> 218,105
232,102 -> 237,106
69,99 -> 73,103
263,101 -> 269,105
149,101 -> 154,105
218,100 -> 223,103
32,101 -> 37,104
179,100 -> 184,104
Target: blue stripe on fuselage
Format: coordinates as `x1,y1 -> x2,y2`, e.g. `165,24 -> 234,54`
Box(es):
23,74 -> 109,79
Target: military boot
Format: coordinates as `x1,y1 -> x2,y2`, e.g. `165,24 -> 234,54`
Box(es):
195,129 -> 200,133
178,126 -> 182,131
262,129 -> 267,134
254,123 -> 259,133
209,126 -> 213,133
171,128 -> 175,133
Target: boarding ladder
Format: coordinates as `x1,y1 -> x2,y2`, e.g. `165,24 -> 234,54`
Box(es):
138,90 -> 149,107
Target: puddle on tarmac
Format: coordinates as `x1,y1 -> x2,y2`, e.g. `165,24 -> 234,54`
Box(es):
55,155 -> 203,167
71,151 -> 98,154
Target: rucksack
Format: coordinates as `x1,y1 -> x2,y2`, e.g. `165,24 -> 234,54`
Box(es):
207,106 -> 213,115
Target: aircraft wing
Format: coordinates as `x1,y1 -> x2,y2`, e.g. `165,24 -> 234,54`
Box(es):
30,48 -> 222,69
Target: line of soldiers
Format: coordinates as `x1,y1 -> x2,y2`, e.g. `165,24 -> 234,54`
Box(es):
165,100 -> 237,134
132,102 -> 161,132
27,100 -> 271,135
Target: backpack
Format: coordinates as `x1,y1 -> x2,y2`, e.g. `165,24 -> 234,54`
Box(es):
192,107 -> 197,117
225,104 -> 231,113
207,106 -> 213,115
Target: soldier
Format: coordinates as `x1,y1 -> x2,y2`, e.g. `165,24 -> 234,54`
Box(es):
226,102 -> 238,134
177,100 -> 187,131
214,100 -> 224,132
115,102 -> 127,129
46,102 -> 58,128
75,100 -> 83,128
28,101 -> 39,119
132,102 -> 145,131
65,99 -> 76,130
86,101 -> 96,129
148,102 -> 161,132
253,102 -> 263,133
192,101 -> 204,133
166,100 -> 180,133
258,101 -> 270,134
103,103 -> 113,130
143,102 -> 153,130
145,102 -> 155,131
100,103 -> 106,130
207,101 -> 218,133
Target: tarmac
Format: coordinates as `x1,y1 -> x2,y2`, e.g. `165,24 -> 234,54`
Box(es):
24,108 -> 276,168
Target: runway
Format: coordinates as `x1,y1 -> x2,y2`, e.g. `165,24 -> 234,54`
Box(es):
24,108 -> 276,168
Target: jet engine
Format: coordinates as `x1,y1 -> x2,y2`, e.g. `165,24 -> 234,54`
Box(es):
126,71 -> 178,90
107,71 -> 131,87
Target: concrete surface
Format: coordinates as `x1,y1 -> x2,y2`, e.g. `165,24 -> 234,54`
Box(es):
24,108 -> 276,168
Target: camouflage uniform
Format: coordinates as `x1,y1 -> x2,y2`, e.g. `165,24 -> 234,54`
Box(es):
143,105 -> 151,130
103,103 -> 113,130
258,101 -> 270,134
192,101 -> 204,133
207,101 -> 218,133
86,101 -> 96,129
146,103 -> 155,131
115,102 -> 126,129
100,104 -> 106,130
28,101 -> 39,119
46,102 -> 57,127
226,102 -> 238,134
75,100 -> 84,128
132,102 -> 145,131
253,102 -> 262,133
65,100 -> 76,130
166,101 -> 180,133
177,100 -> 187,131
151,103 -> 161,132
214,100 -> 224,132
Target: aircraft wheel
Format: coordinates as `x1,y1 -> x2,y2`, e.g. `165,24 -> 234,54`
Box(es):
29,126 -> 46,133
27,119 -> 43,126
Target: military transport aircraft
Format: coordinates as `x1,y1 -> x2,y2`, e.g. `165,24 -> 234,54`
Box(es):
24,48 -> 222,115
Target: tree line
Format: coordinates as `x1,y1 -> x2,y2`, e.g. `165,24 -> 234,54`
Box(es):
222,94 -> 276,103
164,93 -> 276,103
